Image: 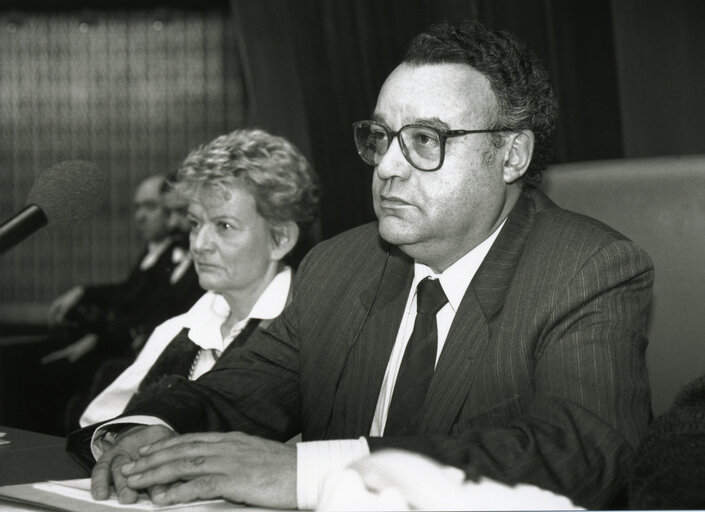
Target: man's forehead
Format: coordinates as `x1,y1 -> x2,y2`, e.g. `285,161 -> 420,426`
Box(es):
374,62 -> 495,125
134,178 -> 163,201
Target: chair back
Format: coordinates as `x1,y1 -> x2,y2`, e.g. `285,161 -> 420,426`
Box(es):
541,155 -> 705,415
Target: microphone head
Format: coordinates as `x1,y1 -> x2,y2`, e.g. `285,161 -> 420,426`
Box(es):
26,160 -> 107,225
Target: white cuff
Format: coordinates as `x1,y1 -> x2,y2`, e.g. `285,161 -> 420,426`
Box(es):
296,437 -> 370,510
90,415 -> 173,460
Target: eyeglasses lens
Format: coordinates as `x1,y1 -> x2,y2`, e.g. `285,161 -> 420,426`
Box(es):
353,122 -> 442,171
399,126 -> 441,170
354,122 -> 388,165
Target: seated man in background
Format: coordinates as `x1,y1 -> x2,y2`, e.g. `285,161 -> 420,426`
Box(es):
70,20 -> 653,510
39,174 -> 203,434
63,175 -> 204,430
79,128 -> 320,427
121,174 -> 202,354
42,174 -> 202,365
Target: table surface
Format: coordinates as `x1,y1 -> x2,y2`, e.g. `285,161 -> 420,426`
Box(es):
0,425 -> 89,486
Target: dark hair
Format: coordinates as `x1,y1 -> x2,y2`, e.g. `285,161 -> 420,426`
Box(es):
403,20 -> 558,185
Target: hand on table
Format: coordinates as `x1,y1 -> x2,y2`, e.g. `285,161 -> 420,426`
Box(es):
119,431 -> 297,509
91,424 -> 175,503
48,285 -> 84,327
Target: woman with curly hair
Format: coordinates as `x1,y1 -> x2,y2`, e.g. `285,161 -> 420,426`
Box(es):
79,128 -> 320,426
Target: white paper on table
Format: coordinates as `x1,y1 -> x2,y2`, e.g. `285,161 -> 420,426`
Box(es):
34,479 -> 225,510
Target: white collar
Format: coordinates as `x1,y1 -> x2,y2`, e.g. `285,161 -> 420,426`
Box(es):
412,220 -> 506,312
140,237 -> 172,270
181,266 -> 292,351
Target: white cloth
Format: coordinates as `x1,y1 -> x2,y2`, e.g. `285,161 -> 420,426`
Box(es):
80,267 -> 292,427
297,221 -> 505,509
316,452 -> 582,511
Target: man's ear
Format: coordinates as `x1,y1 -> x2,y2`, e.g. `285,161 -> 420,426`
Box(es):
270,221 -> 300,261
502,130 -> 535,184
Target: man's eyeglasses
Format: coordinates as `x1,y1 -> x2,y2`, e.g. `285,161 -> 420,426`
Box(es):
352,120 -> 509,172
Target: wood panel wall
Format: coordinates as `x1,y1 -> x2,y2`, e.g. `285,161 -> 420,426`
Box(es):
0,10 -> 244,313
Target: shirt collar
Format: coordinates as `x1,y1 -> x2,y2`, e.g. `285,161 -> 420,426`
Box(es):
412,220 -> 506,312
181,266 -> 292,350
140,237 -> 173,270
248,266 -> 293,321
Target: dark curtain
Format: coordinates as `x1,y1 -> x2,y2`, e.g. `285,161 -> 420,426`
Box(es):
230,0 -> 623,239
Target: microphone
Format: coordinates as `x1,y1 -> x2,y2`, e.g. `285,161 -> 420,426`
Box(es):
0,160 -> 106,255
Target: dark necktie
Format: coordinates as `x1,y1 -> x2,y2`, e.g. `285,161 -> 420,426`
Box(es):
384,277 -> 448,435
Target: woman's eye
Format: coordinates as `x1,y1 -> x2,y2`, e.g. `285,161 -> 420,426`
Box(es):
217,221 -> 232,231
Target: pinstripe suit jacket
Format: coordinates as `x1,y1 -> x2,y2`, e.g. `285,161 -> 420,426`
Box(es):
70,187 -> 653,508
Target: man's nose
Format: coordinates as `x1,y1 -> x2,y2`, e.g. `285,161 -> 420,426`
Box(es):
375,136 -> 412,181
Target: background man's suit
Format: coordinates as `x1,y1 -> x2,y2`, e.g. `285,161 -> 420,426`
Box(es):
69,240 -> 201,357
43,239 -> 202,435
70,187 -> 653,509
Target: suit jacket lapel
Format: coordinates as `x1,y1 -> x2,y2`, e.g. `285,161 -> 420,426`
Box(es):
421,191 -> 536,433
330,244 -> 414,437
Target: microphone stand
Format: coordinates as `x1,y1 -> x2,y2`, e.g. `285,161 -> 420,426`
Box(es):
0,204 -> 48,255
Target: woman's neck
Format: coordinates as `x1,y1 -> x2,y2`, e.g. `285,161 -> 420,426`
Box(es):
219,263 -> 283,337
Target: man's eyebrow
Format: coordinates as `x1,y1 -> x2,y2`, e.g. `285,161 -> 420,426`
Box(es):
370,114 -> 452,130
411,116 -> 451,129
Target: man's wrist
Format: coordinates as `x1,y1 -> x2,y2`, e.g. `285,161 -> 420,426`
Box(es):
90,416 -> 173,460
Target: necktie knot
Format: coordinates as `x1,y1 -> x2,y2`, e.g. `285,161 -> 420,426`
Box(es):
416,277 -> 448,316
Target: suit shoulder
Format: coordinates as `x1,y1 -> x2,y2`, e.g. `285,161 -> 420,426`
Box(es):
294,222 -> 389,286
532,190 -> 640,244
306,222 -> 384,260
529,191 -> 653,270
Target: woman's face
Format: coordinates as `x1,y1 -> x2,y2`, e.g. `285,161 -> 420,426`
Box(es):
188,185 -> 279,300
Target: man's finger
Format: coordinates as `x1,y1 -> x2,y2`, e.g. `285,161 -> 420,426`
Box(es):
127,439 -> 228,476
123,450 -> 217,488
90,458 -> 114,500
150,476 -> 226,506
139,432 -> 231,455
112,453 -> 140,504
147,483 -> 169,503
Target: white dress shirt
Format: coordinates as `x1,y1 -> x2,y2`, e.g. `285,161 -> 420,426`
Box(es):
169,246 -> 193,284
297,222 -> 505,509
138,238 -> 172,271
81,267 -> 292,427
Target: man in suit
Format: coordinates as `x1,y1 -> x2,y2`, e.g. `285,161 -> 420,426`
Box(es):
71,20 -> 653,510
44,174 -> 201,364
40,174 -> 202,434
62,176 -> 204,424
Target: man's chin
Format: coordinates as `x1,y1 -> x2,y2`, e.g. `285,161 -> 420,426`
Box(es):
377,220 -> 419,247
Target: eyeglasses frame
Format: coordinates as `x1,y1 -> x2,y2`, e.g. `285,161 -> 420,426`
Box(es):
352,120 -> 511,172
